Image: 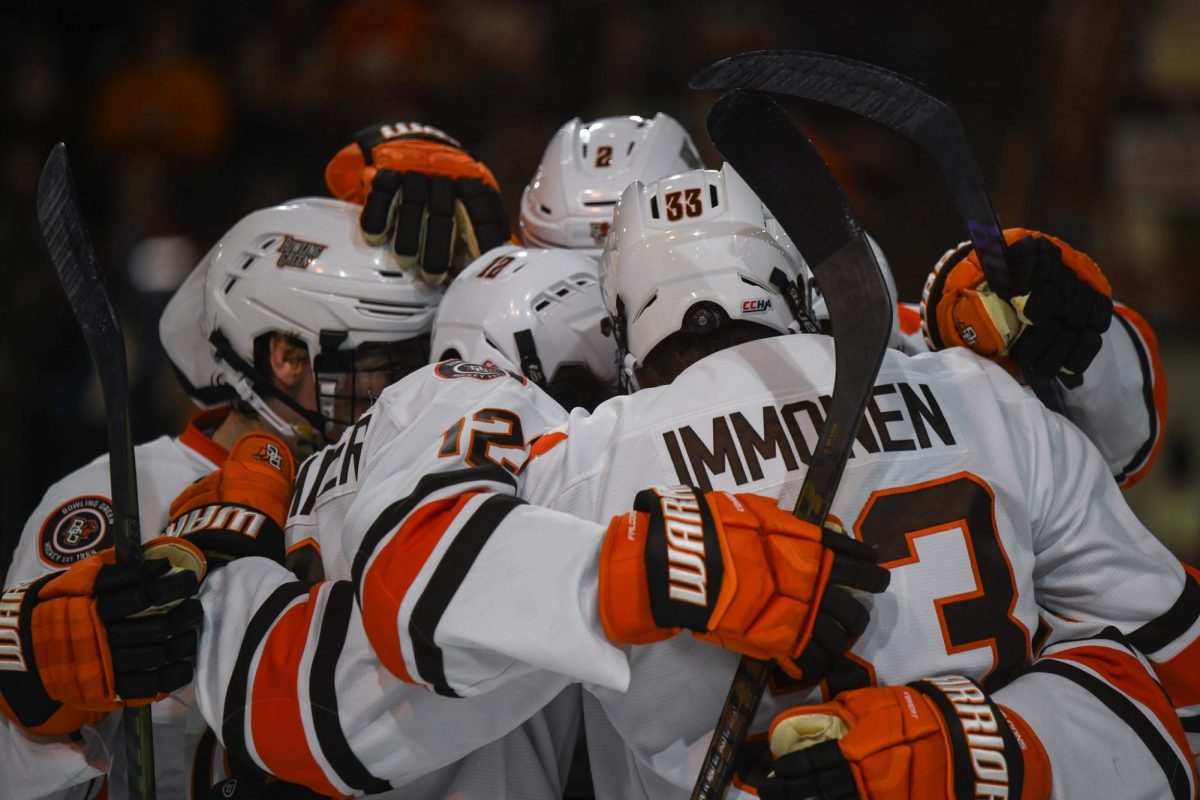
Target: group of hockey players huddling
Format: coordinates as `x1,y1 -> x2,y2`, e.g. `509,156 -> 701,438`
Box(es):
0,106 -> 1194,800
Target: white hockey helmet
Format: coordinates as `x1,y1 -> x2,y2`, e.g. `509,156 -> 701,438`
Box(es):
431,244 -> 618,410
519,113 -> 703,257
598,164 -> 811,390
160,197 -> 442,444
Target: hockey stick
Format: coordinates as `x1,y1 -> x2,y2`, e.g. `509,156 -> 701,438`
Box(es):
690,49 -> 1020,299
691,91 -> 893,800
37,143 -> 157,800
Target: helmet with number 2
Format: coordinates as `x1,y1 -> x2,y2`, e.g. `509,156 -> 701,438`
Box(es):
432,244 -> 618,411
519,113 -> 704,257
160,197 -> 442,447
598,164 -> 811,390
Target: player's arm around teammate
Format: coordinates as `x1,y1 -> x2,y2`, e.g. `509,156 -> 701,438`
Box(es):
921,227 -> 1166,487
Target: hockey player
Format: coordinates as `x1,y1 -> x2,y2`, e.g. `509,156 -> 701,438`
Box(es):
1,196 -> 442,799
278,245 -> 630,798
186,164 -> 1195,799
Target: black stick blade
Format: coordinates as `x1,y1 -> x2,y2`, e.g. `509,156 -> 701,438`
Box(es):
692,50 -> 1016,299
692,50 -> 946,137
37,144 -> 126,376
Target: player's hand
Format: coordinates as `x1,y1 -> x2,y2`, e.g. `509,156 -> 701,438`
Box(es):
0,536 -> 205,736
921,228 -> 1112,387
164,432 -> 294,567
599,486 -> 890,680
325,121 -> 511,285
759,677 -> 1050,800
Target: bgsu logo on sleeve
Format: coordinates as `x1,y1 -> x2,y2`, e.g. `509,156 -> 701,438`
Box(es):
38,496 -> 114,566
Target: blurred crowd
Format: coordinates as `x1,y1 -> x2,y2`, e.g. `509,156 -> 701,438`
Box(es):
3,0 -> 1198,576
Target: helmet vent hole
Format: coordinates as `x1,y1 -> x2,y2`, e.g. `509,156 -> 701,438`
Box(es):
260,238 -> 277,249
555,287 -> 570,298
540,204 -> 553,215
377,270 -> 405,277
649,196 -> 660,219
581,144 -> 588,158
484,337 -> 502,351
626,142 -> 636,156
534,299 -> 552,312
440,348 -> 461,360
240,256 -> 255,271
222,276 -> 239,295
710,186 -> 720,207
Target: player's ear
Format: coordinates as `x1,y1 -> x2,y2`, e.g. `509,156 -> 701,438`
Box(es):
267,333 -> 311,392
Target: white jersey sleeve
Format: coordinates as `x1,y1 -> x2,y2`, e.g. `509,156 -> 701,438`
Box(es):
193,557 -> 575,796
995,622 -> 1196,800
276,386 -> 585,799
336,361 -> 630,697
899,299 -> 1167,487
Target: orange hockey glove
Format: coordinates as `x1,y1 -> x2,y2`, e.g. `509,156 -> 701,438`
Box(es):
759,677 -> 1051,800
325,121 -> 511,285
599,486 -> 890,680
0,536 -> 205,736
921,228 -> 1112,387
164,432 -> 294,567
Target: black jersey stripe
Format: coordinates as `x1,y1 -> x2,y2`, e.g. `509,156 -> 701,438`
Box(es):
221,580 -> 312,773
1032,659 -> 1193,800
1129,574 -> 1200,656
408,493 -> 525,697
308,580 -> 391,794
1182,714 -> 1200,735
350,464 -> 517,598
1113,311 -> 1159,485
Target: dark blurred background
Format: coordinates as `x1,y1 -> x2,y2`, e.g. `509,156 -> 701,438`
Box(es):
2,0 -> 1198,579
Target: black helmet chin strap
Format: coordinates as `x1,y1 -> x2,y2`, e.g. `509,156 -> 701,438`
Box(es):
769,267 -> 821,334
208,329 -> 328,434
513,328 -> 548,389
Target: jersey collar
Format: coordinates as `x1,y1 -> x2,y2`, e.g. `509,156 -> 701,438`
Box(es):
180,406 -> 231,467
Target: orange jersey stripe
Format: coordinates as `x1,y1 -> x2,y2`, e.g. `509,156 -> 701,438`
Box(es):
248,590 -> 342,798
1114,303 -> 1167,488
527,430 -> 567,463
359,491 -> 484,684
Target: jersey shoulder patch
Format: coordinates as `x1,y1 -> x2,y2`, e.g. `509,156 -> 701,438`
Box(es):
432,359 -> 527,385
38,495 -> 114,567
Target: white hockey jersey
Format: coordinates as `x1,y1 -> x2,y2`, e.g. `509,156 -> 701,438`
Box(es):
193,341 -> 1197,799
4,408 -> 229,800
277,410 -> 582,800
